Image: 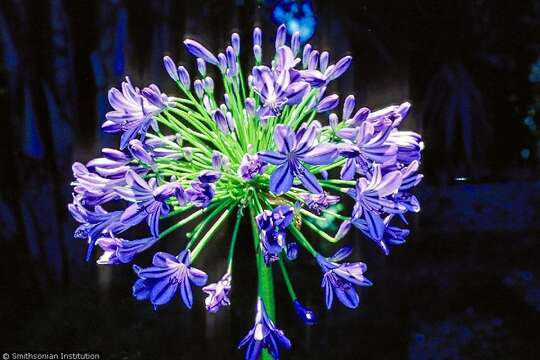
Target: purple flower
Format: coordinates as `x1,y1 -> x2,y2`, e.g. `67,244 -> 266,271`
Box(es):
238,297 -> 292,360
316,94 -> 339,113
85,148 -> 141,180
133,250 -> 208,308
186,180 -> 215,208
102,78 -> 173,149
347,165 -> 405,241
183,39 -> 218,65
163,56 -> 179,81
251,65 -> 309,119
293,300 -> 317,325
337,121 -> 397,180
299,192 -> 340,214
95,234 -> 157,264
256,205 -> 294,264
115,170 -> 179,237
68,195 -> 131,261
316,247 -> 372,309
238,154 -> 267,180
258,123 -> 339,194
202,272 -> 232,313
71,162 -> 125,206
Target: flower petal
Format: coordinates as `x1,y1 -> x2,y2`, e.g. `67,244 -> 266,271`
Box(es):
301,144 -> 338,165
269,163 -> 294,195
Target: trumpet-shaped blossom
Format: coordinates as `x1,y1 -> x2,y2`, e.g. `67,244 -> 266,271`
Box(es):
347,165 -> 405,241
256,205 -> 294,264
258,123 -> 338,194
316,247 -> 373,309
202,272 -> 232,313
238,298 -> 292,360
115,170 -> 179,237
102,77 -> 174,149
133,250 -> 208,308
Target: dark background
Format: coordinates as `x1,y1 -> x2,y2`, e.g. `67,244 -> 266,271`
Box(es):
1,0 -> 540,359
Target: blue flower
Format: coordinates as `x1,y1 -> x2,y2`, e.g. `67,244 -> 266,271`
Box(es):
256,205 -> 294,264
258,122 -> 338,194
133,250 -> 208,308
202,272 -> 232,313
68,194 -> 131,260
316,247 -> 372,309
115,170 -> 179,237
102,77 -> 174,149
95,234 -> 157,264
238,297 -> 292,360
299,192 -> 340,214
347,165 -> 405,241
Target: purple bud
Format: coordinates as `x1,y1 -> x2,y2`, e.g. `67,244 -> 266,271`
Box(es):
286,242 -> 299,261
348,107 -> 370,125
275,24 -> 287,50
293,300 -> 317,325
196,58 -> 206,76
335,220 -> 352,240
102,120 -> 122,133
253,27 -> 262,47
308,50 -> 319,70
203,95 -> 213,112
226,46 -> 237,76
175,185 -> 189,206
213,109 -> 230,134
163,56 -> 179,81
224,94 -> 231,109
177,66 -> 190,88
102,148 -> 129,162
231,33 -> 240,55
204,76 -> 214,94
327,56 -> 352,81
329,113 -> 339,129
319,51 -> 329,73
316,94 -> 339,113
217,53 -> 227,73
183,147 -> 193,161
226,112 -> 235,132
302,44 -> 312,68
253,45 -> 262,63
198,170 -> 221,183
128,139 -> 153,164
397,102 -> 411,119
212,151 -> 223,170
183,39 -> 218,65
320,170 -> 329,180
291,31 -> 301,56
220,104 -> 228,114
343,95 -> 356,120
194,79 -> 204,99
175,133 -> 183,146
245,98 -> 256,117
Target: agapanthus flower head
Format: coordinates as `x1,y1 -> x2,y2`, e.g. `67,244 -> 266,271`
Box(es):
68,23 -> 424,360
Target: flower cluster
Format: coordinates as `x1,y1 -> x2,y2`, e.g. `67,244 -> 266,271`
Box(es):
68,24 -> 423,359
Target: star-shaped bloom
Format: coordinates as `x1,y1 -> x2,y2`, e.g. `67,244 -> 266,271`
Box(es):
347,165 -> 405,241
133,250 -> 208,308
238,297 -> 292,360
115,170 -> 180,237
258,122 -> 338,194
102,77 -> 174,149
316,246 -> 373,309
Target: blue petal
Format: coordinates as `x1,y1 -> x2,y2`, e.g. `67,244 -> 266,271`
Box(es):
269,163 -> 294,195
